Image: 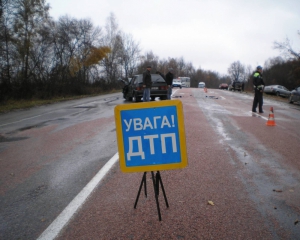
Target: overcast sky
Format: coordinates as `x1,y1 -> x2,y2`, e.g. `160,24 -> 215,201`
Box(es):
47,0 -> 300,75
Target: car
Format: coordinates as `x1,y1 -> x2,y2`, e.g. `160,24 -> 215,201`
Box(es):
219,83 -> 228,90
122,74 -> 168,102
228,81 -> 243,91
288,86 -> 300,104
263,85 -> 291,97
172,80 -> 182,88
198,82 -> 205,88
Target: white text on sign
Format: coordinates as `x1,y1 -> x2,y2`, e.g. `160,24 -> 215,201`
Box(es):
127,133 -> 178,160
123,115 -> 175,132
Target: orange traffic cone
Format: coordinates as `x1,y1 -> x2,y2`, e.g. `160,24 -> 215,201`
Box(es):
266,107 -> 276,126
204,87 -> 207,93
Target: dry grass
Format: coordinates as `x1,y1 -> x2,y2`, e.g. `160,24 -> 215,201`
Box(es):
263,93 -> 290,103
0,97 -> 75,113
242,90 -> 289,103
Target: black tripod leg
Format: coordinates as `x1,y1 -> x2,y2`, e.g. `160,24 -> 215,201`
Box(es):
157,171 -> 169,208
155,171 -> 159,196
144,172 -> 147,197
151,171 -> 162,221
134,172 -> 147,209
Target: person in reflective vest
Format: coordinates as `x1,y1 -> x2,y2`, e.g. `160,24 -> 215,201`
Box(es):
252,66 -> 265,113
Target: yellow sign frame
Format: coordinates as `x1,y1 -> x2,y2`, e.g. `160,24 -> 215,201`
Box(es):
114,100 -> 188,173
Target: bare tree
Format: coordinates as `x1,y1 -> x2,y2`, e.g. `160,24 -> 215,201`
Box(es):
12,0 -> 50,97
69,18 -> 104,83
28,18 -> 53,85
50,16 -> 81,86
137,51 -> 159,73
177,57 -> 185,76
101,12 -> 122,85
0,0 -> 14,91
167,57 -> 178,76
157,59 -> 168,75
245,65 -> 253,81
273,32 -> 300,60
264,56 -> 285,70
119,32 -> 140,79
228,61 -> 246,83
184,62 -> 195,78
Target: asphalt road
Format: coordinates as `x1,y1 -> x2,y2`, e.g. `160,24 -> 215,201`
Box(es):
0,89 -> 300,239
0,93 -> 123,239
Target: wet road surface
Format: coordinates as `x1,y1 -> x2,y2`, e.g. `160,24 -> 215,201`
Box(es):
0,94 -> 122,239
1,89 -> 300,239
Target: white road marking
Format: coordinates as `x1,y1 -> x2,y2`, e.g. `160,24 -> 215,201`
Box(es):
250,111 -> 268,120
171,89 -> 179,96
37,152 -> 119,240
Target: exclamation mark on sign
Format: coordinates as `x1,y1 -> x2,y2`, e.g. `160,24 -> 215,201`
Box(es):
172,115 -> 175,127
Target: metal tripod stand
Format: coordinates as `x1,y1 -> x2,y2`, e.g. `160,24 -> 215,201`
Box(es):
134,171 -> 169,221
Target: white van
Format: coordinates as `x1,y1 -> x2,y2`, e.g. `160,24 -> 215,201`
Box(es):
198,82 -> 205,88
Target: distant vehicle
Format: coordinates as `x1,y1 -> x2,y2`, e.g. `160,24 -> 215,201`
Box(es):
264,85 -> 291,97
172,79 -> 182,88
122,74 -> 168,102
228,81 -> 242,91
288,86 -> 300,104
178,77 -> 190,87
198,82 -> 205,88
219,83 -> 228,90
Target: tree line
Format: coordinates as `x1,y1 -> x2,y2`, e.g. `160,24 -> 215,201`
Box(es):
0,0 -> 128,101
223,32 -> 300,91
1,0 -> 299,102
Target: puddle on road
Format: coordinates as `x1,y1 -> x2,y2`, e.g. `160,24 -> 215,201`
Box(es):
28,184 -> 48,199
205,95 -> 219,99
73,97 -> 120,108
19,123 -> 45,131
74,105 -> 97,109
173,95 -> 183,98
103,97 -> 120,103
0,135 -> 29,142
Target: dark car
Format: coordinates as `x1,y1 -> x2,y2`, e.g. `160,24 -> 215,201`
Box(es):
219,83 -> 228,90
228,81 -> 243,91
263,85 -> 291,97
122,74 -> 168,102
288,86 -> 300,104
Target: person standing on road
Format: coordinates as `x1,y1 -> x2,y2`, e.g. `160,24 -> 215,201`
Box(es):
165,68 -> 174,100
252,66 -> 265,113
143,66 -> 152,102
